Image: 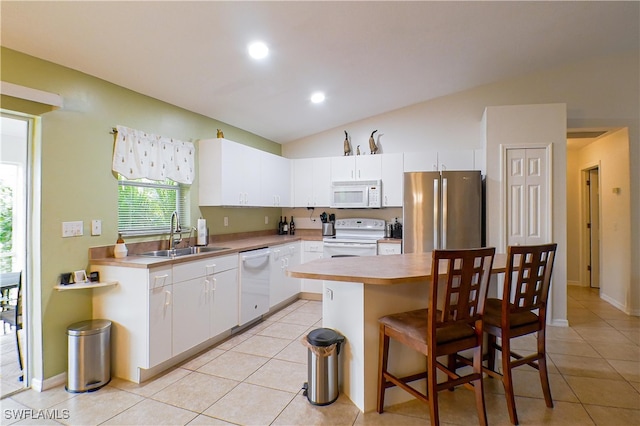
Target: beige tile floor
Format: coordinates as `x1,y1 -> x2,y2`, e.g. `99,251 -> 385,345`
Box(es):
1,286 -> 639,425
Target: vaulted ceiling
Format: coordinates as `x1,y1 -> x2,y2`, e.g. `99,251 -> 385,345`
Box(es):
2,1 -> 638,143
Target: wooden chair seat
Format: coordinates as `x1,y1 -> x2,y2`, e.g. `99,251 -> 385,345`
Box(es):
484,299 -> 539,328
379,309 -> 477,347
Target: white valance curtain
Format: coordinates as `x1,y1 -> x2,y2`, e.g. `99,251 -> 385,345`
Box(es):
112,125 -> 195,184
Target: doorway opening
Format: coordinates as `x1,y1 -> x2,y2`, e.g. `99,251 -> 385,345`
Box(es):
0,114 -> 29,397
583,166 -> 601,289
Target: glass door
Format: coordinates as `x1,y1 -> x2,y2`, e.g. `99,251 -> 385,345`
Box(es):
1,114 -> 29,396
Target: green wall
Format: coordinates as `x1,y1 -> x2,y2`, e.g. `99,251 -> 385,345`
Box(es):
1,47 -> 283,380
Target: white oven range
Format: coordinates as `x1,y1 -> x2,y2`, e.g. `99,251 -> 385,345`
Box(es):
322,218 -> 385,258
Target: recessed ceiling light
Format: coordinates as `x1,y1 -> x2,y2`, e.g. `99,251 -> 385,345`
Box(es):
310,92 -> 325,104
248,41 -> 269,60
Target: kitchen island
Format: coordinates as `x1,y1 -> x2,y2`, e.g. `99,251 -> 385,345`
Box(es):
286,252 -> 507,412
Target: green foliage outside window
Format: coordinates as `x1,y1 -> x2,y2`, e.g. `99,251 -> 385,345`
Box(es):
0,182 -> 13,272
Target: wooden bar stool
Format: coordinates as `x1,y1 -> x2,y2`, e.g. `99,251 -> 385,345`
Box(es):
483,243 -> 557,425
377,247 -> 495,426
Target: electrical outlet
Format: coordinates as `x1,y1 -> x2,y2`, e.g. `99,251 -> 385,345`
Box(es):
224,216 -> 228,227
265,216 -> 269,225
91,219 -> 102,236
62,221 -> 84,237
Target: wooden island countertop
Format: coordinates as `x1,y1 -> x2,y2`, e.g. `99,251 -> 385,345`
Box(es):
287,252 -> 507,285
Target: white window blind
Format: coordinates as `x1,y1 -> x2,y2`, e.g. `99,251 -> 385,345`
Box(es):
118,176 -> 188,237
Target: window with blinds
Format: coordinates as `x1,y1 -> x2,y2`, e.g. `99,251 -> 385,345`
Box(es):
118,176 -> 188,237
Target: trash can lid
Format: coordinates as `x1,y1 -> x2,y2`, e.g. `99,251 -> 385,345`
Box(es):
307,328 -> 343,347
67,319 -> 112,336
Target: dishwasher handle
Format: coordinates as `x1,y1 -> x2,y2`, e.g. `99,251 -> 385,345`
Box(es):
241,250 -> 271,261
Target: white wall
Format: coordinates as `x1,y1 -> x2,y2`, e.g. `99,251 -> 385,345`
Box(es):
575,129 -> 631,312
283,51 -> 639,317
484,103 -> 568,326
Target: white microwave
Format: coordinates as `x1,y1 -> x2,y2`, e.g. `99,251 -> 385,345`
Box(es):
330,180 -> 382,208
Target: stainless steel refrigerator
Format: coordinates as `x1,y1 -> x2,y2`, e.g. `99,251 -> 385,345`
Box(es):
403,171 -> 483,253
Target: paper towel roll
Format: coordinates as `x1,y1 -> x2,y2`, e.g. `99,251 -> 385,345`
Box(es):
197,218 -> 208,246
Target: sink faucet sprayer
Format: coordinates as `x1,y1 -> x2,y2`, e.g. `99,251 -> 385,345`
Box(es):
169,211 -> 182,250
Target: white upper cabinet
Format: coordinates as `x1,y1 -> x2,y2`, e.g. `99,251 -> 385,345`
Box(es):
380,153 -> 403,207
330,155 -> 381,181
403,150 -> 475,172
436,150 -> 475,171
199,138 -> 290,207
293,157 -> 331,207
261,152 -> 291,207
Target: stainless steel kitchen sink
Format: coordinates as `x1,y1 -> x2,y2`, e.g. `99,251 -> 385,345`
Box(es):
139,246 -> 230,257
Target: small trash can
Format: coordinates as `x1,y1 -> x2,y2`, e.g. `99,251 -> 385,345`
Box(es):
302,328 -> 345,406
66,319 -> 112,393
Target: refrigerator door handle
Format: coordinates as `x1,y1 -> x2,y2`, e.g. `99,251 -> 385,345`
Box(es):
442,177 -> 448,249
434,178 -> 439,250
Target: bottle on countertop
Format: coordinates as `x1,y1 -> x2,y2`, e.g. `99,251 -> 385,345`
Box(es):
278,216 -> 284,235
114,233 -> 128,258
282,216 -> 289,234
289,216 -> 295,235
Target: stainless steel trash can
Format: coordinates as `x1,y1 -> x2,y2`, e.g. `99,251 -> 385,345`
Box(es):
303,328 -> 345,405
66,319 -> 112,393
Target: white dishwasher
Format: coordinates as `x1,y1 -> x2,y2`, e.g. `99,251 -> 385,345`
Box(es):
239,247 -> 271,326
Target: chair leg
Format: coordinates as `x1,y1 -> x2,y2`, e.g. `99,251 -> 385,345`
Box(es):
427,354 -> 439,426
447,354 -> 456,391
501,338 -> 519,425
537,330 -> 553,408
377,326 -> 390,413
473,345 -> 488,426
487,334 -> 497,373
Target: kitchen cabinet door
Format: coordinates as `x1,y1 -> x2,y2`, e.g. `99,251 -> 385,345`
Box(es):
261,152 -> 291,207
331,155 -> 381,181
172,277 -> 210,355
403,151 -> 439,172
269,243 -> 301,307
377,242 -> 402,255
293,157 -> 331,207
437,150 -> 475,171
148,283 -> 173,368
199,138 -> 262,206
381,153 -> 403,207
210,268 -> 239,338
301,241 -> 323,294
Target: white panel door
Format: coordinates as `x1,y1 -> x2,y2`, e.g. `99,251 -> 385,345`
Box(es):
506,148 -> 548,246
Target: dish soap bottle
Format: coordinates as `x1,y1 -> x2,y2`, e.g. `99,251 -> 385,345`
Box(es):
114,234 -> 128,258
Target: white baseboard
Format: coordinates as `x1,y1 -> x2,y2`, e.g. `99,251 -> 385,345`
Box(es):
550,319 -> 569,327
599,292 -> 629,314
31,372 -> 66,392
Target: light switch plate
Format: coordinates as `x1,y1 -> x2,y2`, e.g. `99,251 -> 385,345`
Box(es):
62,221 -> 83,237
91,219 -> 102,236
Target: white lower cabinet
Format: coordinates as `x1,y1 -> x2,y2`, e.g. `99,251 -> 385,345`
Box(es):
92,255 -> 238,383
269,242 -> 301,307
210,267 -> 239,337
301,241 -> 324,294
377,242 -> 402,255
147,268 -> 173,369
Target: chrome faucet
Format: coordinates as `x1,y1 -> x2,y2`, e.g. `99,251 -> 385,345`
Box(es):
169,211 -> 182,250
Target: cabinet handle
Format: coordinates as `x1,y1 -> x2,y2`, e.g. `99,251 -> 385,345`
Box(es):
284,258 -> 289,267
281,258 -> 285,269
205,264 -> 216,275
204,278 -> 209,295
212,277 -> 217,292
164,290 -> 171,307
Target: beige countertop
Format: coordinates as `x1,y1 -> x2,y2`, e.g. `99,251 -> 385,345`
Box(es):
90,233 -> 320,269
287,252 -> 507,285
